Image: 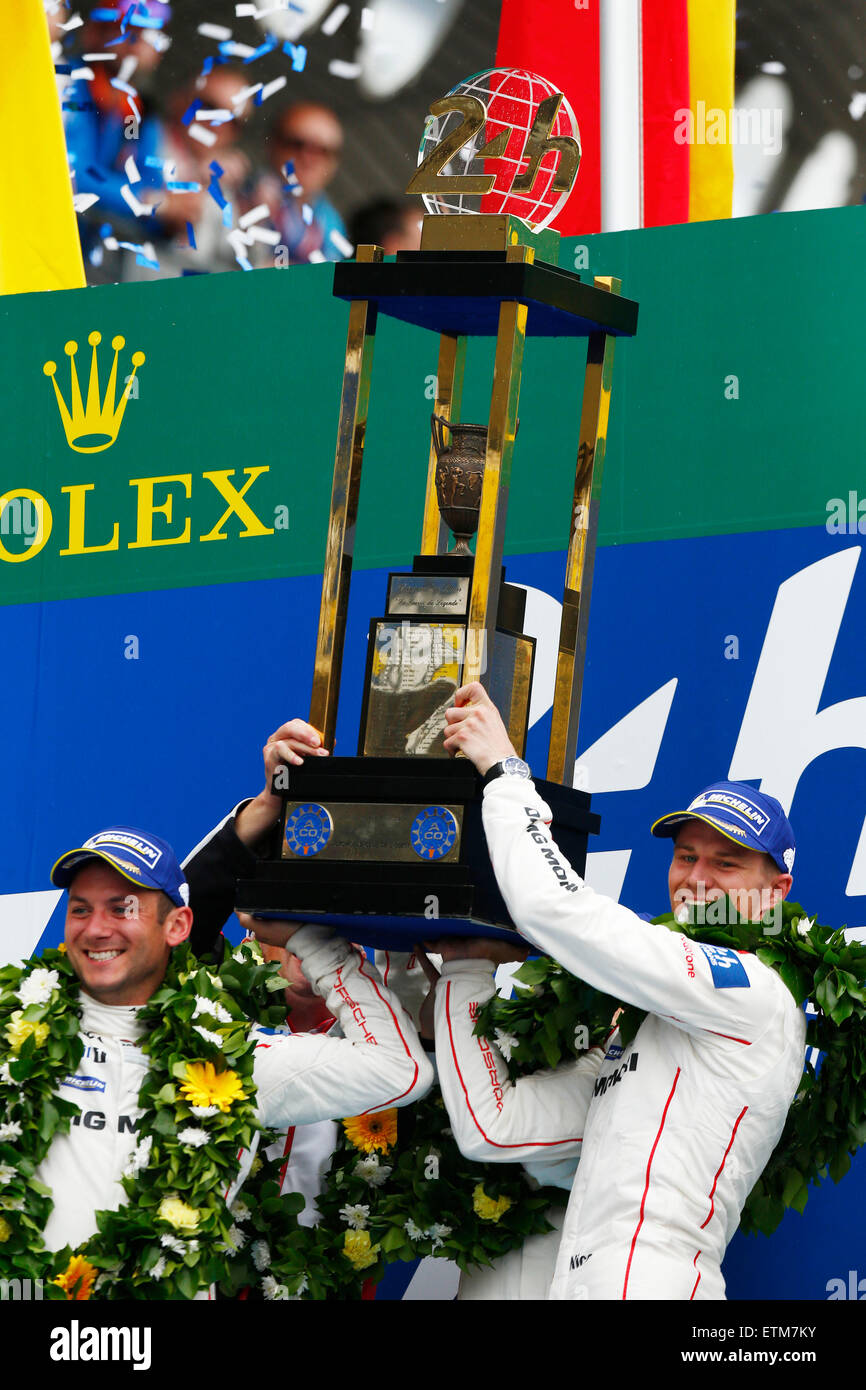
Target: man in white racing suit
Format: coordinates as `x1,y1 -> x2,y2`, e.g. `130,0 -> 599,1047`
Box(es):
39,824 -> 433,1254
433,681 -> 806,1301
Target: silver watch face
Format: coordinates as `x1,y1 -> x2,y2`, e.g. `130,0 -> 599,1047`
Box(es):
502,756 -> 531,779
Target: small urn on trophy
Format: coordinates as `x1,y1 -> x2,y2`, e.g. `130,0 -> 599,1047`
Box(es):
431,414 -> 487,555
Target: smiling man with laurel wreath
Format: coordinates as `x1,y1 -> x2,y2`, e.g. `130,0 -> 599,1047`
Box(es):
0,819 -> 431,1284
431,681 -> 807,1301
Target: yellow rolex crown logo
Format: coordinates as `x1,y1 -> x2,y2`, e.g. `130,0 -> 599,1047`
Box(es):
43,331 -> 145,454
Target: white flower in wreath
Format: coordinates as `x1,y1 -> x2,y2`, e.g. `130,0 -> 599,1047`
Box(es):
160,1234 -> 187,1255
339,1202 -> 370,1230
0,1120 -> 23,1141
427,1222 -> 452,1251
193,995 -> 233,1025
0,1195 -> 24,1212
190,1104 -> 220,1118
0,1063 -> 21,1087
16,968 -> 60,1007
223,1223 -> 247,1254
0,1162 -> 17,1186
262,1274 -> 289,1300
193,1024 -> 224,1048
493,1029 -> 519,1062
288,1274 -> 309,1300
177,1126 -> 210,1148
252,1240 -> 271,1272
122,1134 -> 153,1178
149,1256 -> 168,1280
404,1218 -> 425,1242
229,1199 -> 251,1223
796,917 -> 815,938
353,1154 -> 392,1187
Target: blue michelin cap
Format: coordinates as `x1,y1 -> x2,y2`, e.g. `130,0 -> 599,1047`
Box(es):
650,781 -> 796,875
51,826 -> 189,907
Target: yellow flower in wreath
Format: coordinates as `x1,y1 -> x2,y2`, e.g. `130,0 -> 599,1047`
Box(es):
0,1215 -> 11,1243
342,1109 -> 398,1154
158,1196 -> 201,1233
179,1060 -> 246,1112
472,1184 -> 513,1223
5,1010 -> 49,1054
53,1254 -> 98,1300
342,1229 -> 381,1270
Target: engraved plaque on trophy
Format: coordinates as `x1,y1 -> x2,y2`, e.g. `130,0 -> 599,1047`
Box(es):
235,70 -> 639,948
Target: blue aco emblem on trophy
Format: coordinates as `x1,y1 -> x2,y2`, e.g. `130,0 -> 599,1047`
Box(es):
410,805 -> 458,861
285,803 -> 333,857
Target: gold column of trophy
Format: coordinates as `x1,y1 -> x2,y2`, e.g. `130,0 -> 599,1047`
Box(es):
237,70 -> 639,948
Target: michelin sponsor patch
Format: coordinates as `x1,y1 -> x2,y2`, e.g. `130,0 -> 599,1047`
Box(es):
699,943 -> 751,989
62,1073 -> 107,1093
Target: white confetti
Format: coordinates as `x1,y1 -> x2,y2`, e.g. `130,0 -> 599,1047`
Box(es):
233,83 -> 262,106
143,30 -> 171,53
850,93 -> 866,121
196,108 -> 235,123
198,23 -> 233,40
329,228 -> 354,258
248,225 -> 281,245
118,54 -> 138,84
301,203 -> 313,224
238,203 -> 270,228
259,76 -> 287,102
73,192 -> 100,212
760,61 -> 786,76
188,122 -> 218,147
70,67 -> 95,81
308,249 -> 326,263
120,184 -> 154,218
235,3 -> 257,13
124,155 -> 140,184
83,53 -> 118,61
360,6 -> 374,29
321,3 -> 350,35
328,59 -> 361,79
60,12 -> 83,30
103,235 -> 119,251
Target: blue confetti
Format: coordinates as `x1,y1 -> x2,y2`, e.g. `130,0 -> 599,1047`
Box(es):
207,175 -> 227,210
200,57 -> 215,77
222,202 -> 233,228
283,41 -> 307,71
135,252 -> 160,269
54,63 -> 73,74
99,222 -> 112,237
243,36 -> 277,64
166,180 -> 199,191
181,98 -> 202,127
89,7 -> 119,18
144,154 -> 164,168
186,221 -> 197,249
209,160 -> 224,177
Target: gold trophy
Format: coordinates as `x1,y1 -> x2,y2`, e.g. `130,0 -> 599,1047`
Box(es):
237,70 -> 639,947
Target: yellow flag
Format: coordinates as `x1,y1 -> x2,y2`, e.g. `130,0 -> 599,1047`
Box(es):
0,0 -> 85,293
687,0 -> 736,223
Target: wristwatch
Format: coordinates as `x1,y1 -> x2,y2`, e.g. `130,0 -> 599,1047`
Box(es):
482,756 -> 532,788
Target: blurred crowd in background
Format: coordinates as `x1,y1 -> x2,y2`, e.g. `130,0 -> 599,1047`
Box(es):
44,0 -> 866,285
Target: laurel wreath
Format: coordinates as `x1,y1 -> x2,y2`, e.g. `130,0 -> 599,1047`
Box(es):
474,899 -> 866,1237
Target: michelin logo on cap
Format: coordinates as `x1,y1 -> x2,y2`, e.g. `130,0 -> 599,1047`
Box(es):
688,791 -> 770,836
83,831 -> 164,869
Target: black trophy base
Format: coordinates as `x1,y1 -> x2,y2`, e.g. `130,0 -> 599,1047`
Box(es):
234,757 -> 600,951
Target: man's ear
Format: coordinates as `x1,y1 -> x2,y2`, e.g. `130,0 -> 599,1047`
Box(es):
770,873 -> 793,905
165,905 -> 193,946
